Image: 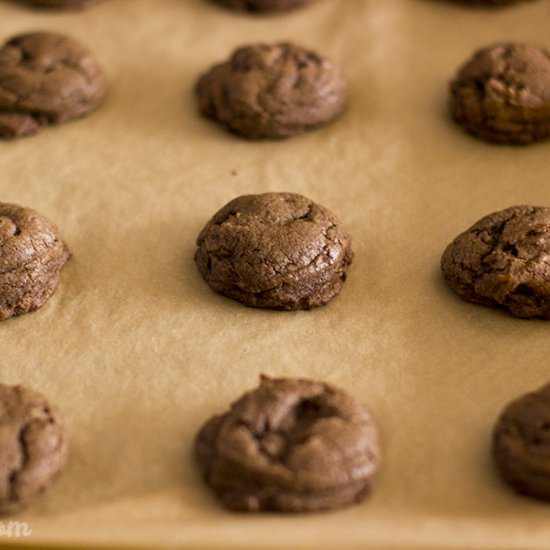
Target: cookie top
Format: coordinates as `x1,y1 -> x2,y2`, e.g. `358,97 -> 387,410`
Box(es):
210,0 -> 311,12
0,384 -> 67,514
19,0 -> 97,8
450,43 -> 550,144
441,205 -> 550,318
0,203 -> 70,321
493,383 -> 550,500
196,42 -> 348,139
0,203 -> 67,274
195,193 -> 353,310
195,376 -> 380,513
0,32 -> 106,139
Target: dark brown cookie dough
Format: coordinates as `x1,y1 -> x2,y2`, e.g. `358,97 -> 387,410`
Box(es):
195,376 -> 381,513
18,0 -> 97,8
0,203 -> 70,320
450,43 -> 550,145
196,42 -> 348,139
195,193 -> 353,310
0,32 -> 106,139
210,0 -> 311,13
0,384 -> 67,515
493,383 -> 550,500
441,205 -> 550,319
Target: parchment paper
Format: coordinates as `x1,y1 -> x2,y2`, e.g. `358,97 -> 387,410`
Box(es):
1,0 -> 550,547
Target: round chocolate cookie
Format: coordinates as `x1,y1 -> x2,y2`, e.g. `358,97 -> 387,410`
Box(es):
0,32 -> 106,140
450,43 -> 550,145
493,383 -> 550,500
195,376 -> 381,513
0,203 -> 70,321
196,42 -> 348,139
18,0 -> 97,8
0,384 -> 67,515
441,205 -> 550,319
210,0 -> 311,13
195,193 -> 353,310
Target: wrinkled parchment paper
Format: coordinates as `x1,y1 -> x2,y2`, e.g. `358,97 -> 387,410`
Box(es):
1,0 -> 550,547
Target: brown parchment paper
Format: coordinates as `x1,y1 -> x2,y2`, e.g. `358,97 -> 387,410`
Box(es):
1,0 -> 550,547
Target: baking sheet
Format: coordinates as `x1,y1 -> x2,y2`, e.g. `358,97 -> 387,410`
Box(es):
1,0 -> 550,547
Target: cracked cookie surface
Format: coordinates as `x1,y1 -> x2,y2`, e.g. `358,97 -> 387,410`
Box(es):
441,205 -> 550,318
196,43 -> 347,139
493,383 -> 550,500
195,376 -> 380,513
450,43 -> 550,144
195,192 -> 353,310
0,384 -> 67,515
0,203 -> 70,320
210,0 -> 311,13
0,32 -> 106,139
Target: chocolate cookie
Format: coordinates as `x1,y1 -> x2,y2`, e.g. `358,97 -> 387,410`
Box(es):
195,193 -> 353,310
0,32 -> 106,139
210,0 -> 311,13
493,383 -> 550,500
450,43 -> 550,144
196,43 -> 348,139
0,384 -> 67,515
195,376 -> 381,513
0,203 -> 70,320
441,205 -> 550,319
18,0 -> 97,8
